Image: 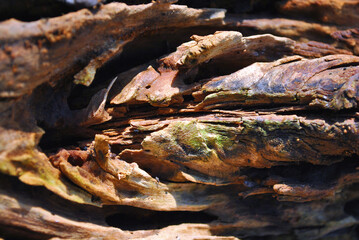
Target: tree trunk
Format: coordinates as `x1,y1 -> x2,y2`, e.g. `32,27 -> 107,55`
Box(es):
1,1 -> 359,239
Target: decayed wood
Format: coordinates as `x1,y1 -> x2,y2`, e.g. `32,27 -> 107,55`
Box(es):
1,1 -> 359,240
278,0 -> 359,27
0,2 -> 224,97
225,10 -> 359,55
331,28 -> 359,55
0,174 -> 238,240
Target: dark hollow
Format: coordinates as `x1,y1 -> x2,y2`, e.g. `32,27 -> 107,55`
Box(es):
105,208 -> 218,230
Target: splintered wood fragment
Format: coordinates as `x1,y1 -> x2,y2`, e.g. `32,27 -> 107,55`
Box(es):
50,145 -> 176,210
167,31 -> 243,69
49,134 -> 228,211
78,76 -> 117,126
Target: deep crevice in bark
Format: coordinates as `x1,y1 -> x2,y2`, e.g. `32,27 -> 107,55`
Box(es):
105,208 -> 218,230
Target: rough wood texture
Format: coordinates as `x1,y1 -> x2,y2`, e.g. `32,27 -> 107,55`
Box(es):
0,2 -> 224,97
278,0 -> 359,27
1,0 -> 359,239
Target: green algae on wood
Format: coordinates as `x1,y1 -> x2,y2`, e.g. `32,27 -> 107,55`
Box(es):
141,115 -> 359,183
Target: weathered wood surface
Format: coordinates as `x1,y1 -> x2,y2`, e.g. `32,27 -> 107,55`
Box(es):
0,2 -> 224,97
1,0 -> 359,239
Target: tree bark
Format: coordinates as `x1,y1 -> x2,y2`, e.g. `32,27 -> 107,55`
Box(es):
1,1 -> 359,239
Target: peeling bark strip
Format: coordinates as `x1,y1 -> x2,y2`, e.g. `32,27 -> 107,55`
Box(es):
2,0 -> 359,239
193,54 -> 359,110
